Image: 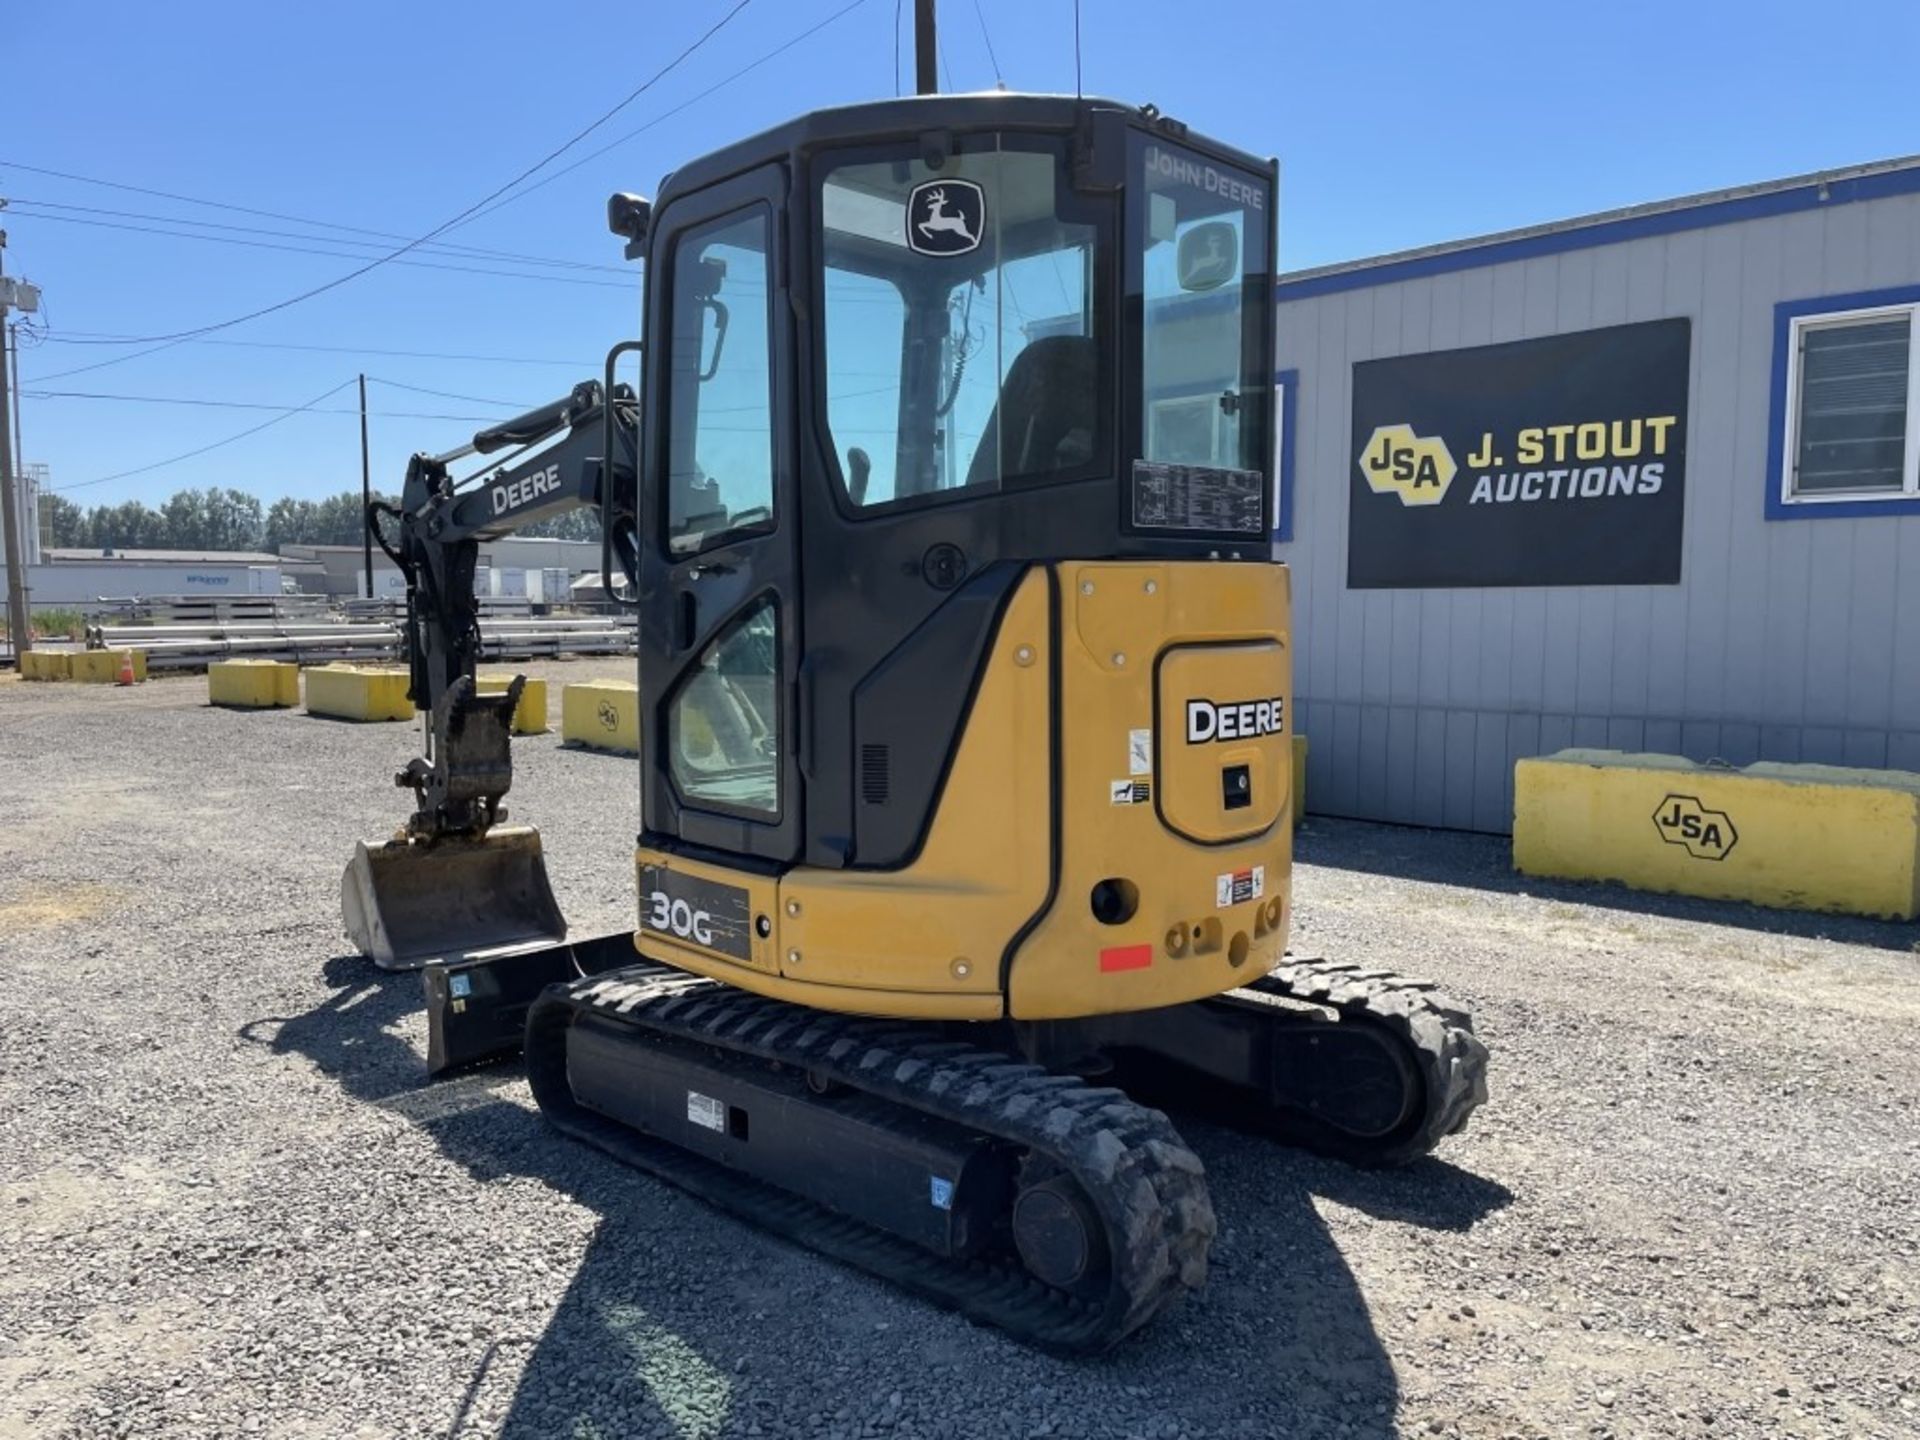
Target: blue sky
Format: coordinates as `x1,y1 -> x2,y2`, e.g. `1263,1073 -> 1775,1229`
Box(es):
5,0 -> 1916,510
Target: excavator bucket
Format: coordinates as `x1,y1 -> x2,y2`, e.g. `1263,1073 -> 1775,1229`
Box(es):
341,824 -> 568,971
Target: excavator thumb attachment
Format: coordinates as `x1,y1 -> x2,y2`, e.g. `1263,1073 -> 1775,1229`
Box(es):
341,824 -> 567,971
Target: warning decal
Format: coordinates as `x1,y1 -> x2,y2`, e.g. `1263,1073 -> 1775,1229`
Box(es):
1128,728 -> 1152,776
1110,778 -> 1152,805
686,1091 -> 726,1134
1215,865 -> 1265,908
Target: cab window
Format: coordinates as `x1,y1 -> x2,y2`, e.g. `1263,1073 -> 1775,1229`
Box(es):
819,140 -> 1103,509
667,209 -> 776,555
1134,134 -> 1272,478
667,597 -> 779,815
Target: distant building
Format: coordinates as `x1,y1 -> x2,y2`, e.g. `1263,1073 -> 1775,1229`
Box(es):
3,546 -> 285,607
1272,154 -> 1920,832
279,537 -> 602,601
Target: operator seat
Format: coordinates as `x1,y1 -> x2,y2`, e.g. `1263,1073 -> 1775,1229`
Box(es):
965,335 -> 1096,488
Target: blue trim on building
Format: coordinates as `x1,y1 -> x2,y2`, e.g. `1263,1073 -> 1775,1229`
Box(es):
1273,368 -> 1298,543
1764,283 -> 1920,522
1275,165 -> 1920,303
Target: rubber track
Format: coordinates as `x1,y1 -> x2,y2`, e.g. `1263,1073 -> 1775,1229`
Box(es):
525,965 -> 1214,1354
1212,955 -> 1490,1167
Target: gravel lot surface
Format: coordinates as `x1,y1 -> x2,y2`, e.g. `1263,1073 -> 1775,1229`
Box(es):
1,663 -> 1916,1440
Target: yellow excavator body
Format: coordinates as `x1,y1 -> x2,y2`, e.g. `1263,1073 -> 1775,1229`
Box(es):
347,91 -> 1486,1355
641,561 -> 1293,1022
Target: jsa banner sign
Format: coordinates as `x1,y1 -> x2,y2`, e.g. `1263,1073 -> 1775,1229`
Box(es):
1348,318 -> 1690,588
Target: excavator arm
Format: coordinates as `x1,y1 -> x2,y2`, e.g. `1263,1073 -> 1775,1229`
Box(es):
343,374 -> 640,969
368,378 -> 640,840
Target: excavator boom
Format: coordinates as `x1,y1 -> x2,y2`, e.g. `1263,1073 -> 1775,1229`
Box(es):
342,378 -> 638,969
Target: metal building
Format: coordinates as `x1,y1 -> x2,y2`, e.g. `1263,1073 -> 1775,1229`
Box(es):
1272,155 -> 1920,832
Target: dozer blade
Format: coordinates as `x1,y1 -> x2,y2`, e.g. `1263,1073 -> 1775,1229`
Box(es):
422,931 -> 637,1076
342,823 -> 567,972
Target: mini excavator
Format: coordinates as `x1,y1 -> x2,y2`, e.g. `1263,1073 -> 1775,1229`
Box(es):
343,88 -> 1489,1353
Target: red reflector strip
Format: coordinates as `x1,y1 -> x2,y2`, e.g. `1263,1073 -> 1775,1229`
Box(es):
1099,944 -> 1154,973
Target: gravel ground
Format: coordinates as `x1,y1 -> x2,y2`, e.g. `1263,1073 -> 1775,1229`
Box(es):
1,663 -> 1916,1440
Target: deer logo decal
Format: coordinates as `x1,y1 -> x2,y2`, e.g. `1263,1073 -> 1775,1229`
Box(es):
906,178 -> 985,256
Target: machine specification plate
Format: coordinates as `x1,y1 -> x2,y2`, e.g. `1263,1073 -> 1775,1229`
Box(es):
1131,460 -> 1266,534
640,864 -> 753,960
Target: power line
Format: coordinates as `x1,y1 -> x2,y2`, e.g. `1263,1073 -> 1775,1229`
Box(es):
2,0 -> 864,326
0,164 -> 631,274
39,1 -> 756,354
47,379 -> 357,492
6,209 -> 634,291
33,331 -> 599,367
454,0 -> 874,231
22,388 -> 506,423
365,377 -> 537,409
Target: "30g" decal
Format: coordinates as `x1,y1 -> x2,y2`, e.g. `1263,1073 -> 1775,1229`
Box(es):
638,864 -> 753,960
647,891 -> 714,946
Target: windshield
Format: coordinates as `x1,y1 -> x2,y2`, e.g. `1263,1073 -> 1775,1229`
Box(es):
1131,132 -> 1273,527
818,138 -> 1105,509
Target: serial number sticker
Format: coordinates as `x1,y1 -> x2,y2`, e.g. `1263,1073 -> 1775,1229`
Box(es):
1215,865 -> 1266,908
686,1091 -> 727,1134
1110,778 -> 1151,805
1128,728 -> 1152,776
929,1176 -> 955,1211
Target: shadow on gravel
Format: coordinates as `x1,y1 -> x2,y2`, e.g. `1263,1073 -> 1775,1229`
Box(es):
254,956 -> 1510,1440
1298,815 -> 1920,953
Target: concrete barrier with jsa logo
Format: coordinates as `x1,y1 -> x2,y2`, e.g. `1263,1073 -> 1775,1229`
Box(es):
1513,749 -> 1920,921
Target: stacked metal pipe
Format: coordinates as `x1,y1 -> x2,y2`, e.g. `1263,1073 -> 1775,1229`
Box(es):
84,614 -> 636,671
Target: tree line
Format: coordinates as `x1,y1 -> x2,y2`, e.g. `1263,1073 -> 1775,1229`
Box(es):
39,487 -> 602,554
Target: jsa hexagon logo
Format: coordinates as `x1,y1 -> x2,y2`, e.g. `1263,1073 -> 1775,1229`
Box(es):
1359,424 -> 1458,506
1652,794 -> 1738,861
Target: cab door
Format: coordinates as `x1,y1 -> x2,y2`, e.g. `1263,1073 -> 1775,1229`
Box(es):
639,164 -> 803,864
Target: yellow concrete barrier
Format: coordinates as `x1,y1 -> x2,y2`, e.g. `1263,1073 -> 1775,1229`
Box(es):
209,660 -> 300,709
69,650 -> 148,684
1514,748 -> 1920,921
561,679 -> 640,755
304,665 -> 414,722
20,650 -> 73,681
1292,733 -> 1308,823
477,673 -> 550,735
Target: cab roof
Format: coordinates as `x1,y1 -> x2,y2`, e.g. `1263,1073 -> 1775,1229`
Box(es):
649,92 -> 1273,209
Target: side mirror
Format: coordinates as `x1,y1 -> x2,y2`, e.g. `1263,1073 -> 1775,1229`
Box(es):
607,192 -> 653,247
1176,220 -> 1239,292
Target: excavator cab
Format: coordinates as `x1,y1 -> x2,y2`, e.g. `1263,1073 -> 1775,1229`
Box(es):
346,94 -> 1485,1353
622,98 -> 1288,1021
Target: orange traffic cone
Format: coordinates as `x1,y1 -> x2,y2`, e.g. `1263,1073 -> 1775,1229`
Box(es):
116,650 -> 136,686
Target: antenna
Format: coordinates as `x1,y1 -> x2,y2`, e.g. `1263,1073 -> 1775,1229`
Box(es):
1074,1 -> 1083,98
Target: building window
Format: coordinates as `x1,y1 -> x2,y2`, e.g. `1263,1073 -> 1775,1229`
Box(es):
1781,300 -> 1920,505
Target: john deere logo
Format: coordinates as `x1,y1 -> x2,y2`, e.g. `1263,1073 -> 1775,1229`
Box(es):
597,701 -> 619,731
1653,794 -> 1737,861
1359,424 -> 1457,507
906,179 -> 985,257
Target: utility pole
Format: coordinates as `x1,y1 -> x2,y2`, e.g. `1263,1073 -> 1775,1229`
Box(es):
915,0 -> 938,95
8,326 -> 21,488
0,221 -> 31,667
359,373 -> 373,600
